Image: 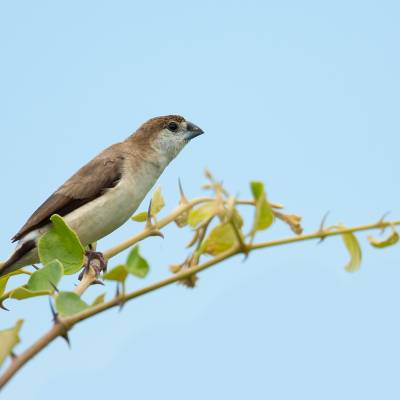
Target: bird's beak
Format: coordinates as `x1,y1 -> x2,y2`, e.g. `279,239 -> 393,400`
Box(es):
186,121 -> 204,140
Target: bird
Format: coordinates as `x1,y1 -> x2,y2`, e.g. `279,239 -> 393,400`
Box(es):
0,115 -> 204,277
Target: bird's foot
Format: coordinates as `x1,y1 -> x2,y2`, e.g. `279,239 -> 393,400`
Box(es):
78,251 -> 108,281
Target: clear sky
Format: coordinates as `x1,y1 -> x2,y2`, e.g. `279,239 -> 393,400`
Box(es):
1,1 -> 399,399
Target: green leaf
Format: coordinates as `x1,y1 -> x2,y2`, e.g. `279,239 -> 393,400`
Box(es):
132,188 -> 165,222
250,181 -> 264,200
254,193 -> 274,231
103,264 -> 128,282
131,212 -> 148,222
188,202 -> 216,228
0,270 -> 26,297
91,293 -> 106,306
151,187 -> 165,216
341,231 -> 362,272
38,214 -> 85,275
9,287 -> 51,300
126,246 -> 150,278
231,208 -> 244,229
26,260 -> 63,292
0,320 -> 23,367
3,261 -> 63,301
55,292 -> 89,316
368,229 -> 399,249
250,181 -> 274,237
201,223 -> 237,256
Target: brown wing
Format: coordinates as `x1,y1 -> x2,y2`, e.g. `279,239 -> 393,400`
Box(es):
12,144 -> 125,242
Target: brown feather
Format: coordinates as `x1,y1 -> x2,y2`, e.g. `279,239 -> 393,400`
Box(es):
130,115 -> 185,143
0,240 -> 36,275
12,144 -> 125,242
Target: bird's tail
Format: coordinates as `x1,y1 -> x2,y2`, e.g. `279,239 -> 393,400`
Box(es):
0,256 -> 20,277
0,240 -> 36,277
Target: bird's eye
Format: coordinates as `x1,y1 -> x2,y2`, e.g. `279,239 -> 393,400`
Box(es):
167,121 -> 179,132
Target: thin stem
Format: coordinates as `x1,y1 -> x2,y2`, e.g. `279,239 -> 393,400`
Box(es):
74,267 -> 97,296
250,219 -> 400,251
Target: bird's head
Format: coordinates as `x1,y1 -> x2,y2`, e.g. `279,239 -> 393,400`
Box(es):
133,115 -> 204,161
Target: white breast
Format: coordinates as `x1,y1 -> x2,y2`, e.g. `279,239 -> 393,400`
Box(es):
65,162 -> 160,246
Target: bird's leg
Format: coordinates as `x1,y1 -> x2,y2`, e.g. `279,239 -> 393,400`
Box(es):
78,250 -> 108,281
86,250 -> 108,273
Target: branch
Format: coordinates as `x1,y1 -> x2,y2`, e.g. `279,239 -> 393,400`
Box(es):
1,217 -> 398,390
0,323 -> 66,390
74,267 -> 97,296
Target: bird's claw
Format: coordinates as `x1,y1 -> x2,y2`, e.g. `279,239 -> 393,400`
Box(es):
79,251 -> 108,281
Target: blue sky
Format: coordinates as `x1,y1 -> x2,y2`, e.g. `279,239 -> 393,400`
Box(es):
1,1 -> 399,399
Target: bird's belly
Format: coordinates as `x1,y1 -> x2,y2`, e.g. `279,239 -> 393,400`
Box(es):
64,171 -> 156,246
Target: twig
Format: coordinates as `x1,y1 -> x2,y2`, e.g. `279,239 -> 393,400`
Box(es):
74,267 -> 97,296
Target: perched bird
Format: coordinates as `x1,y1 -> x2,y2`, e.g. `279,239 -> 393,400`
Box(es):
0,115 -> 204,277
